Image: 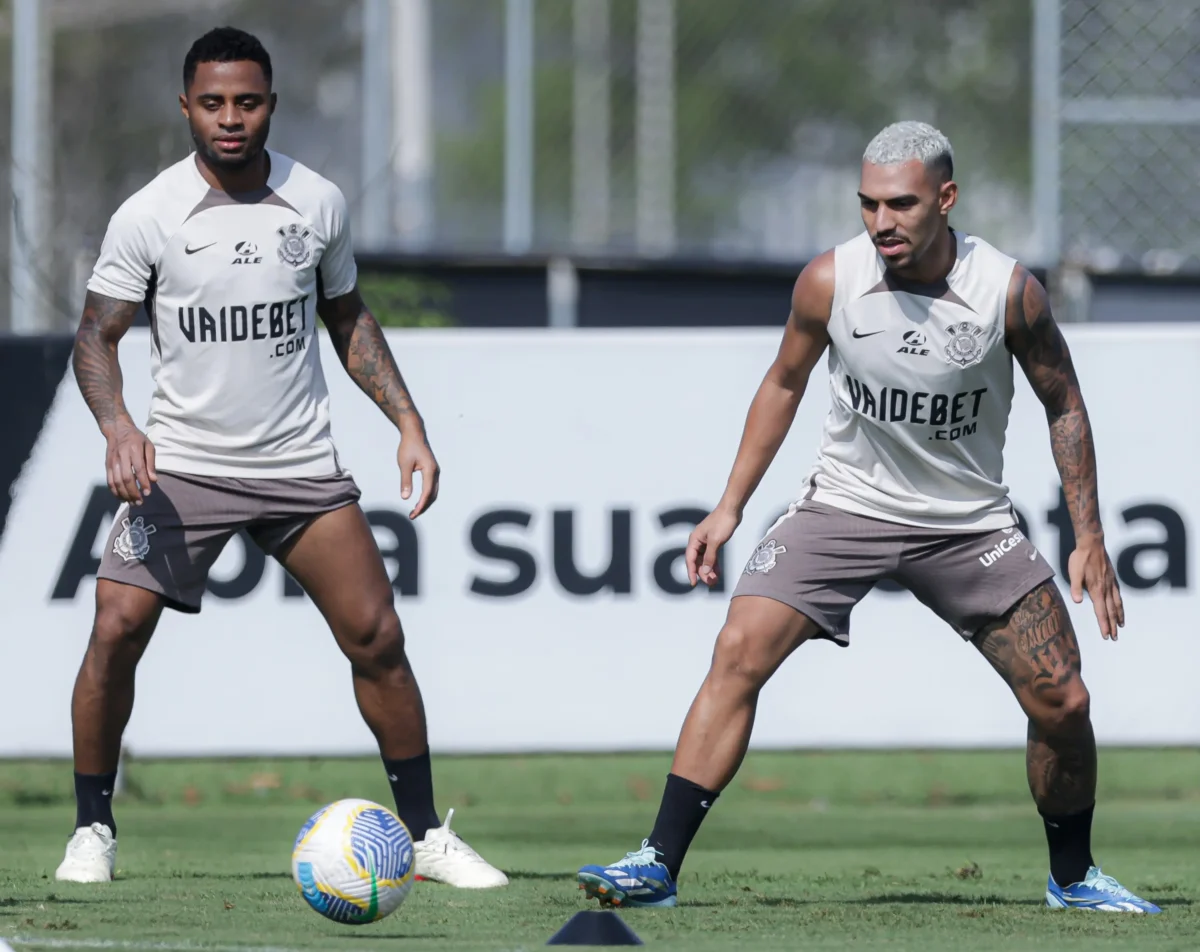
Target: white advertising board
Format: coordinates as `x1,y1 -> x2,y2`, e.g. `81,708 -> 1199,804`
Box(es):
0,326 -> 1194,755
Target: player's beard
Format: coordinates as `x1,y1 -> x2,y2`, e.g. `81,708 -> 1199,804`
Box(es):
882,253 -> 916,274
192,119 -> 271,172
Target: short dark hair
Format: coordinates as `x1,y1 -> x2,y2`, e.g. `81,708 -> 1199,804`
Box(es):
931,153 -> 954,183
183,27 -> 272,90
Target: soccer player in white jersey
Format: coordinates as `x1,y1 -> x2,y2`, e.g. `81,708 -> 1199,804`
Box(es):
577,121 -> 1159,913
56,27 -> 507,890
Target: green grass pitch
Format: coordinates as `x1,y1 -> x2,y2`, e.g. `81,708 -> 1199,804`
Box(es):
1,750 -> 1196,951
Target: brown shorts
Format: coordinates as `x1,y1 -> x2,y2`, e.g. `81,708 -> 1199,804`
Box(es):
732,499 -> 1056,645
97,470 -> 361,613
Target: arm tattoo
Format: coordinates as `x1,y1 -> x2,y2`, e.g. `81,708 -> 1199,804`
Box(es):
72,291 -> 141,437
1006,268 -> 1102,540
319,288 -> 422,431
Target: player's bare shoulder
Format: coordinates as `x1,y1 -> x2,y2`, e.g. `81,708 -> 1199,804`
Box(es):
767,250 -> 835,382
1002,263 -> 1053,344
790,248 -> 836,329
1000,261 -> 1077,396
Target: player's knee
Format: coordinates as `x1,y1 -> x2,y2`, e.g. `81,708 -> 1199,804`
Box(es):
1057,683 -> 1092,729
344,604 -> 407,677
710,622 -> 772,691
89,602 -> 152,674
1034,682 -> 1092,736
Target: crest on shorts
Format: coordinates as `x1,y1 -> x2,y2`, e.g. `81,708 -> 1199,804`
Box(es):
744,538 -> 787,576
944,321 -> 985,368
113,516 -> 156,562
277,223 -> 313,268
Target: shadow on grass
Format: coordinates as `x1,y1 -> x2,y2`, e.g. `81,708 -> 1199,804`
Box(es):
0,898 -> 103,907
756,892 -> 1193,908
134,871 -> 294,881
757,893 -> 1044,907
340,934 -> 450,941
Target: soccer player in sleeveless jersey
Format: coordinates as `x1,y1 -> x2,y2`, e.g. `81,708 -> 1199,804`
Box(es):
577,121 -> 1159,913
56,28 -> 506,890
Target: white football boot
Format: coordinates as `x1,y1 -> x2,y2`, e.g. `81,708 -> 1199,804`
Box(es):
55,823 -> 117,883
413,809 -> 509,888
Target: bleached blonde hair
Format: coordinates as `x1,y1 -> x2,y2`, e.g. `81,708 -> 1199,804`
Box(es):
863,120 -> 954,179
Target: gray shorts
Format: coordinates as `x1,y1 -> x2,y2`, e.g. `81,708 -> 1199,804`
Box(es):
732,499 -> 1056,645
97,470 -> 361,613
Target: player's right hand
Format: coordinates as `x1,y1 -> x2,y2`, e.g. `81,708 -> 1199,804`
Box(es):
686,507 -> 741,587
106,421 -> 157,504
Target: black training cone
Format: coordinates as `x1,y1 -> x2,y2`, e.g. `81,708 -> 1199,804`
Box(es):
547,910 -> 644,946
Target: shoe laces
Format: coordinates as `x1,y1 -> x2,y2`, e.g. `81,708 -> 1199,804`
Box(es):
422,809 -> 488,864
613,839 -> 665,870
1086,868 -> 1135,899
67,824 -> 112,858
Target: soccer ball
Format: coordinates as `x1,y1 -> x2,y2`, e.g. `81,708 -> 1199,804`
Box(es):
291,798 -> 416,924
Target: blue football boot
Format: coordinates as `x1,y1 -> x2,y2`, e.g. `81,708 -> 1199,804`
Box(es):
578,839 -> 678,908
1046,866 -> 1161,913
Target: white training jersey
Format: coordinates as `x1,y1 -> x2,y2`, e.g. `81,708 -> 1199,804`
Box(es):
86,150 -> 357,479
805,229 -> 1020,530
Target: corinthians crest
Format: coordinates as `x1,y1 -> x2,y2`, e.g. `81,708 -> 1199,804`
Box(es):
744,538 -> 787,576
277,223 -> 313,268
944,320 -> 985,368
113,515 -> 157,562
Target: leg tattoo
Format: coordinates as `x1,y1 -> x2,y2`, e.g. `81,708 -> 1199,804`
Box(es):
974,583 -> 1097,885
974,583 -> 1097,815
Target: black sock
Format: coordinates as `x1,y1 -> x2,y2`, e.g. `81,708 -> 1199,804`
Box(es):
1041,802 -> 1095,887
383,752 -> 440,842
648,774 -> 718,880
74,772 -> 118,836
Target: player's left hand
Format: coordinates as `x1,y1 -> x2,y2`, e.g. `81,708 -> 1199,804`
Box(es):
1067,536 -> 1124,641
396,432 -> 440,519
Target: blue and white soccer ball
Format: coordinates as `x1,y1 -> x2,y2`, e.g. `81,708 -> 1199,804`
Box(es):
291,798 -> 415,924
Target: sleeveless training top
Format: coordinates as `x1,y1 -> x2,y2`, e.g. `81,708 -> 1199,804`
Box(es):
804,228 -> 1020,531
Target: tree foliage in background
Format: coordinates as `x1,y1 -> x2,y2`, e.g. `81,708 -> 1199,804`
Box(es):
359,273 -> 456,327
0,0 -> 1033,329
434,0 -> 1031,256
0,1 -> 360,330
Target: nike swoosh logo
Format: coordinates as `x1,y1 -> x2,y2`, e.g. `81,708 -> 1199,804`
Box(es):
184,242 -> 217,255
852,329 -> 885,338
354,870 -> 379,922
